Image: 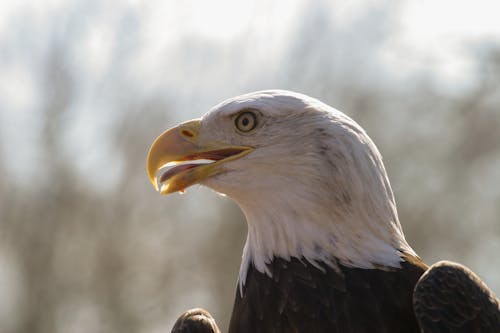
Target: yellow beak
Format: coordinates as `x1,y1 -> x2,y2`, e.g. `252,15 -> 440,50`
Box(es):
146,119 -> 253,195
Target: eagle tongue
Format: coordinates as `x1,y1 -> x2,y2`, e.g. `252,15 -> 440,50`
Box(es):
159,164 -> 199,184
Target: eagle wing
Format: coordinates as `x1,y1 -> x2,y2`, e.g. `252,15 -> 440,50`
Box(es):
413,260 -> 500,333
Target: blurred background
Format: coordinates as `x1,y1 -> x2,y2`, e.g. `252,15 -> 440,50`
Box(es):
1,0 -> 499,332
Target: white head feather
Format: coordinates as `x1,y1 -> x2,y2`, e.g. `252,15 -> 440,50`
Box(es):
198,90 -> 416,292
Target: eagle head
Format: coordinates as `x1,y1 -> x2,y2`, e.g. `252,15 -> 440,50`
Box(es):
147,90 -> 415,285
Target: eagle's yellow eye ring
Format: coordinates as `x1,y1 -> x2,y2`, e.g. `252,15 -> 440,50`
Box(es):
235,111 -> 258,132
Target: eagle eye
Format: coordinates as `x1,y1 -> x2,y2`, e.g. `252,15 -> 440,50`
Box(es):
235,110 -> 258,133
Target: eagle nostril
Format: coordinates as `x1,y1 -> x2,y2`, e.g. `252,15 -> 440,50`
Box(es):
181,129 -> 194,138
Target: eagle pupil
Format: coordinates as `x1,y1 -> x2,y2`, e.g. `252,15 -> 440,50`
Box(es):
242,118 -> 249,126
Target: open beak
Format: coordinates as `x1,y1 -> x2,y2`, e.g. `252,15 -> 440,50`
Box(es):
146,119 -> 253,195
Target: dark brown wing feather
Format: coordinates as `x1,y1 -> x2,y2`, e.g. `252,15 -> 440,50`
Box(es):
228,255 -> 426,333
171,308 -> 221,333
413,260 -> 500,333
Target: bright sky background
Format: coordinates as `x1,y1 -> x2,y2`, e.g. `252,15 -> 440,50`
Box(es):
1,0 -> 499,202
0,0 -> 500,202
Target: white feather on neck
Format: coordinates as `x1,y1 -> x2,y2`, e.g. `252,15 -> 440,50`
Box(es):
236,183 -> 414,294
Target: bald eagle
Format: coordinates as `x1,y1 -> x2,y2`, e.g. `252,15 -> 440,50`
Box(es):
147,90 -> 500,332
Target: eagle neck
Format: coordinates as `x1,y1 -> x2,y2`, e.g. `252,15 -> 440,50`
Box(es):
236,190 -> 415,295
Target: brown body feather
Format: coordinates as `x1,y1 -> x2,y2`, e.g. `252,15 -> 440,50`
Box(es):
228,255 -> 426,333
171,258 -> 500,333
